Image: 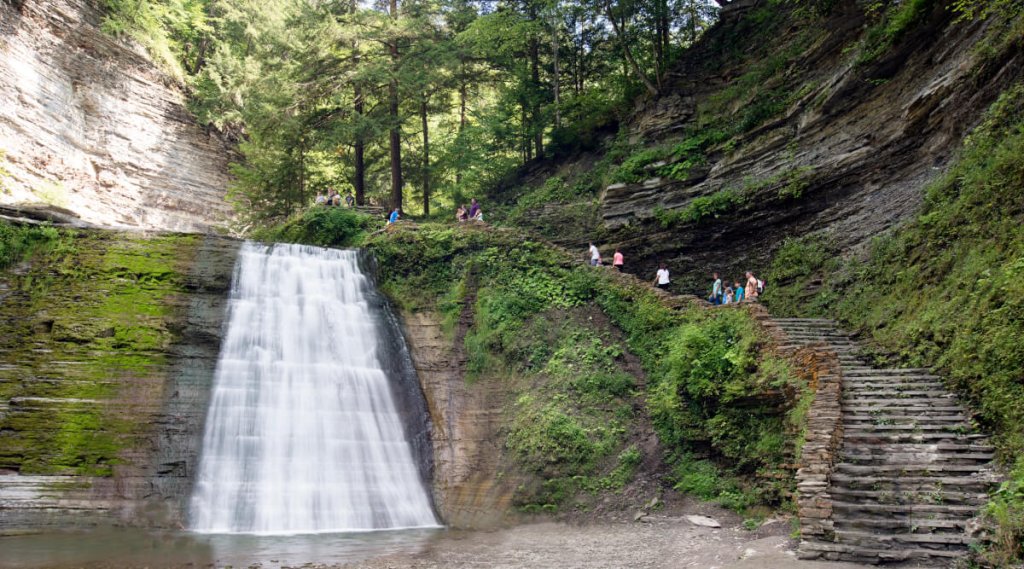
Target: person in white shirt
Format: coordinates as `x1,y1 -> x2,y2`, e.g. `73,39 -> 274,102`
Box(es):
588,242 -> 602,266
653,263 -> 670,290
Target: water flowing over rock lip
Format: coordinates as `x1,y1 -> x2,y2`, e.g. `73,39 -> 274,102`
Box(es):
189,243 -> 440,534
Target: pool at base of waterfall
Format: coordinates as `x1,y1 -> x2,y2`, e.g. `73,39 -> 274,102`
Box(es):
0,527 -> 444,568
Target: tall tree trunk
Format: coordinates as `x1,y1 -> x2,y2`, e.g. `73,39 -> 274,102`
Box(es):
388,0 -> 403,211
354,86 -> 366,206
552,19 -> 561,130
456,71 -> 466,186
420,95 -> 430,217
530,35 -> 543,159
605,1 -> 658,96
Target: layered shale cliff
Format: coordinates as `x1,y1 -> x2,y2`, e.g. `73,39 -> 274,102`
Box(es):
0,0 -> 234,231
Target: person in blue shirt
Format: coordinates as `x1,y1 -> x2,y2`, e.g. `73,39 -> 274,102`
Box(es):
734,281 -> 745,303
388,208 -> 400,224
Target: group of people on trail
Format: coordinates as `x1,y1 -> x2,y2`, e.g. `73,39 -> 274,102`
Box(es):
314,188 -> 356,208
456,198 -> 484,222
708,271 -> 763,305
588,242 -> 624,270
583,242 -> 763,301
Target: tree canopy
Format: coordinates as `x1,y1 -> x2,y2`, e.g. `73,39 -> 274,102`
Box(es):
101,0 -> 719,223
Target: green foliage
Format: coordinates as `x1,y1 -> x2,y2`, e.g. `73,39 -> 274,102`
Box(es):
853,0 -> 936,65
250,207 -> 376,248
653,166 -> 814,228
982,457 -> 1024,566
368,225 -> 807,512
0,222 -> 63,270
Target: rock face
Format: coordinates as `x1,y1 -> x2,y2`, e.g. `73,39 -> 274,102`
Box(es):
595,1 -> 1024,291
0,231 -> 240,530
0,0 -> 234,231
399,309 -> 523,529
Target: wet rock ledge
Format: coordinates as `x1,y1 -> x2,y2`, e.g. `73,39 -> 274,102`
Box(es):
0,230 -> 240,531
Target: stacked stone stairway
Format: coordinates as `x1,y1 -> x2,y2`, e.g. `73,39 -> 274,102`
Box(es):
776,318 -> 998,564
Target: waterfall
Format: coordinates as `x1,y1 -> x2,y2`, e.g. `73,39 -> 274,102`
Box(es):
189,243 -> 438,535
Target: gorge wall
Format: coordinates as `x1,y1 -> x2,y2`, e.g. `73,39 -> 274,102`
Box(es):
502,0 -> 1024,293
0,231 -> 239,530
0,0 -> 234,231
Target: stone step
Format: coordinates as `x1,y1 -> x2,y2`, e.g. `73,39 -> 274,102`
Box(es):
833,529 -> 974,547
843,397 -> 960,407
844,404 -> 966,415
833,516 -> 970,533
843,368 -> 934,376
842,452 -> 994,466
830,473 -> 996,492
831,500 -> 980,518
798,540 -> 964,562
843,414 -> 968,424
843,391 -> 956,400
843,377 -> 945,385
842,442 -> 995,454
843,432 -> 989,445
842,423 -> 974,433
834,463 -> 990,476
829,487 -> 989,506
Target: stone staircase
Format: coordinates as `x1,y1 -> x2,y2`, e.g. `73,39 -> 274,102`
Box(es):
776,318 -> 998,565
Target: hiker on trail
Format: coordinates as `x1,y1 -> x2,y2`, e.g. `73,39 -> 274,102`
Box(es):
709,272 -> 723,305
345,191 -> 355,207
612,249 -> 624,271
456,205 -> 467,222
745,272 -> 759,300
469,198 -> 480,219
734,281 -> 745,303
723,286 -> 734,305
388,208 -> 401,225
315,192 -> 327,206
330,191 -> 342,206
653,263 -> 670,290
588,242 -> 602,266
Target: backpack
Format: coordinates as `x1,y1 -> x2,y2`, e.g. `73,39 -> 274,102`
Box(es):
757,279 -> 765,293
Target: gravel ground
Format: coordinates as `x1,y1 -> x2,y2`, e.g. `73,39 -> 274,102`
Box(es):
338,517 -> 931,569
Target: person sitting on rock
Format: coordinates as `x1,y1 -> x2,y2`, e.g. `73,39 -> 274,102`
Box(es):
472,207 -> 484,222
456,205 -> 467,222
388,208 -> 400,225
469,198 -> 480,219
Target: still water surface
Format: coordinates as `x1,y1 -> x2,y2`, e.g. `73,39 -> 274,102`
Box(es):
1,527 -> 442,568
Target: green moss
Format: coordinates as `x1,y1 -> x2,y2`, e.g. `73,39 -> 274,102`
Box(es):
0,231 -> 198,475
251,207 -> 377,248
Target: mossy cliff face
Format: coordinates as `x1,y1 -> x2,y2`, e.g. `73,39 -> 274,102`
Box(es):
0,228 -> 239,530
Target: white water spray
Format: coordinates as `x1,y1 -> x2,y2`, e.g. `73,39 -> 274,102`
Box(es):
189,243 -> 438,534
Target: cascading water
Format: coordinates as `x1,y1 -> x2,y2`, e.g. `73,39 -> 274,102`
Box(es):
189,242 -> 439,535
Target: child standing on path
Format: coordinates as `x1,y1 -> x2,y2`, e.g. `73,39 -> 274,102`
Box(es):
734,281 -> 745,303
654,263 -> 671,290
